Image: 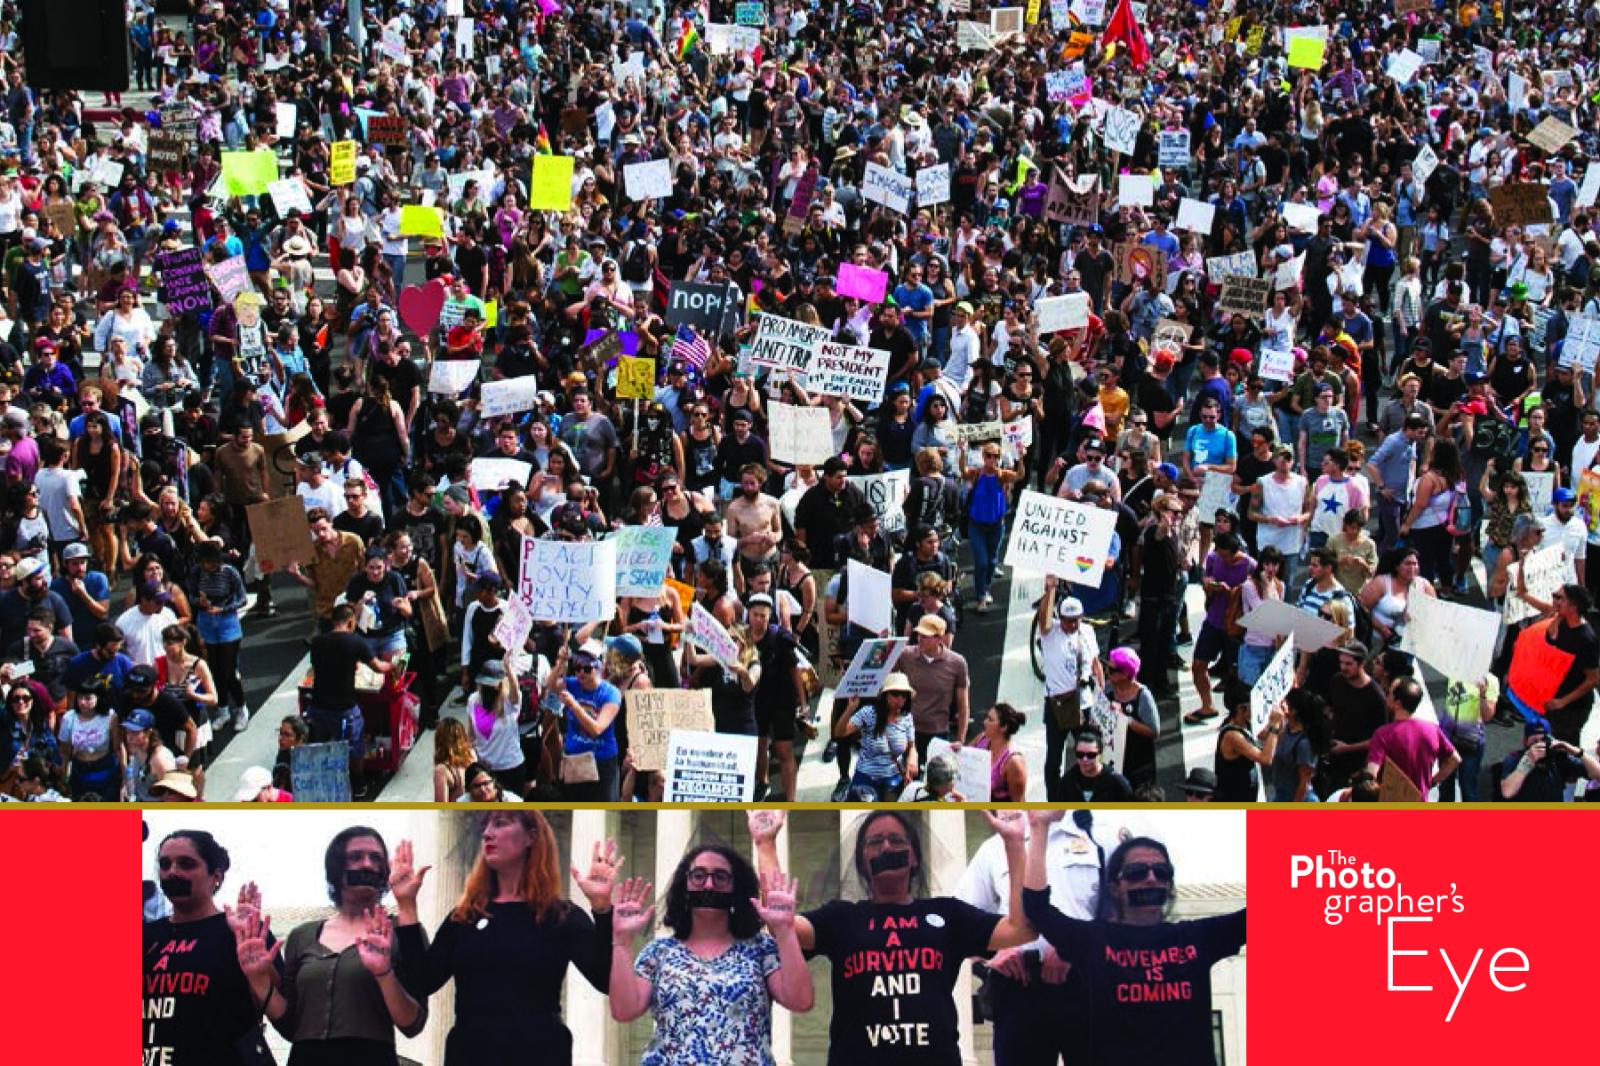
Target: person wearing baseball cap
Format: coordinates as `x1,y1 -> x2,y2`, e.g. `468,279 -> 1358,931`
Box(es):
551,635 -> 623,801
1542,487 -> 1587,580
1035,577 -> 1107,798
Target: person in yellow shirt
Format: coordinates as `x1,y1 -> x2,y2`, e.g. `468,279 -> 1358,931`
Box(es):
1097,362 -> 1131,440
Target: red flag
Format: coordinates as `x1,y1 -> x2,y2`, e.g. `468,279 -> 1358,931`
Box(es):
1102,0 -> 1150,69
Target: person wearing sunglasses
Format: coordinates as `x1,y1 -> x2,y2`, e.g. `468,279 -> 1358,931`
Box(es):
545,639 -> 622,800
1023,809 -> 1245,1066
609,840 -> 813,1063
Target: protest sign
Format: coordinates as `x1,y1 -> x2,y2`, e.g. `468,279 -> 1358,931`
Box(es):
1158,129 -> 1191,168
1560,315 -> 1600,372
613,525 -> 677,597
927,738 -> 992,802
468,457 -> 533,493
1522,470 -> 1555,517
1578,165 -> 1600,209
1238,599 -> 1345,651
836,263 -> 889,303
1377,760 -> 1424,803
666,281 -> 737,333
627,690 -> 714,772
519,537 -> 617,623
1412,144 -> 1439,187
1274,253 -> 1306,292
1281,201 -> 1321,234
398,204 -> 444,238
1004,490 -> 1118,587
1487,183 -> 1552,227
329,140 -> 358,185
835,638 -> 909,699
846,560 -> 894,636
478,376 -> 542,418
916,163 -> 951,207
247,497 -> 313,571
147,132 -> 185,173
268,179 -> 313,217
1149,318 -> 1192,362
663,730 -> 759,802
1118,173 -> 1154,207
1218,275 -> 1272,316
1287,35 -> 1326,69
1506,618 -> 1576,711
706,23 -> 763,54
623,158 -> 674,200
748,314 -> 829,372
160,101 -> 197,138
1386,48 -> 1426,84
1394,0 -> 1429,12
735,1 -> 766,24
611,51 -> 646,85
1115,240 -> 1166,291
220,150 -> 277,196
528,154 -> 575,211
1259,346 -> 1296,383
1250,635 -> 1296,731
1045,68 -> 1089,104
990,6 -> 1024,36
427,359 -> 479,394
1103,106 -> 1141,155
492,594 -> 534,655
849,469 -> 910,533
1504,545 -> 1575,626
616,355 -> 656,400
1197,470 -> 1239,521
1205,251 -> 1257,282
1035,293 -> 1091,334
290,742 -> 351,803
1527,116 -> 1579,154
807,341 -> 892,403
154,248 -> 212,316
689,602 -> 742,670
1088,687 -> 1130,772
1175,197 -> 1215,234
1043,171 -> 1100,227
863,163 -> 915,214
768,401 -> 837,465
274,102 -> 298,139
365,115 -> 407,146
577,331 -> 623,377
956,20 -> 993,50
1507,71 -> 1528,111
1401,593 -> 1501,683
205,256 -> 252,303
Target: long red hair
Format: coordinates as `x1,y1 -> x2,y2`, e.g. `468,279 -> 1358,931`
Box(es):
450,810 -> 566,923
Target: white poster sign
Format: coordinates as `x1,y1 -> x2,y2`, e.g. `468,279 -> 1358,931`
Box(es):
268,178 -> 312,217
1259,346 -> 1296,383
849,469 -> 911,533
863,163 -> 915,214
1103,107 -> 1141,155
928,737 -> 991,802
748,315 -> 830,372
1035,293 -> 1091,334
916,164 -> 951,207
1412,144 -> 1439,188
1118,173 -> 1154,207
835,637 -> 909,699
1249,635 -> 1296,731
663,730 -> 759,802
518,537 -> 617,623
1175,197 -> 1215,234
688,602 -> 741,670
1504,545 -> 1576,626
613,525 -> 678,597
469,457 -> 533,493
623,158 -> 674,200
846,560 -> 894,636
807,341 -> 892,403
1237,599 -> 1345,651
1157,129 -> 1191,168
427,359 -> 480,394
1281,201 -> 1321,234
1401,592 -> 1501,683
479,376 -> 543,418
768,402 -> 837,465
1004,490 -> 1118,587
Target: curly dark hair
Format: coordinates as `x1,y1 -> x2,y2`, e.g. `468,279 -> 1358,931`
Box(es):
161,830 -> 230,877
662,845 -> 762,940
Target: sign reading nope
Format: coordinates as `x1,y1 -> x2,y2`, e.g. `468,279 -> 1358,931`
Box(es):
665,281 -> 737,334
1004,490 -> 1118,587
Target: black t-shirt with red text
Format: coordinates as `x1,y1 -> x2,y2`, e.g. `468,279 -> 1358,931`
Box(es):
143,912 -> 272,1066
1023,887 -> 1245,1066
804,896 -> 999,1066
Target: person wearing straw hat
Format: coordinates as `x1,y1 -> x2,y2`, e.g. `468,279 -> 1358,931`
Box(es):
833,671 -> 917,801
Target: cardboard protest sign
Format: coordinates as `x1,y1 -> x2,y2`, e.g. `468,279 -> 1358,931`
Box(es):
290,742 -> 351,802
1004,490 -> 1118,587
836,263 -> 889,303
1237,599 -> 1345,651
1044,171 -> 1100,227
1218,275 -> 1272,317
615,355 -> 656,400
1036,293 -> 1091,334
577,331 -> 623,377
612,525 -> 677,598
927,737 -> 992,802
1488,183 -> 1553,227
666,281 -> 738,333
846,560 -> 894,636
247,497 -> 313,571
147,132 -> 185,173
627,689 -> 714,771
916,163 -> 951,207
623,158 -> 674,200
768,401 -> 837,465
1115,240 -> 1166,290
1377,760 -> 1423,803
1504,545 -> 1575,626
835,637 -> 908,699
528,154 -> 575,211
518,537 -> 617,623
155,248 -> 212,316
663,730 -> 759,802
688,602 -> 742,670
747,315 -> 829,372
848,469 -> 910,533
863,163 -> 915,214
991,6 -> 1024,36
807,341 -> 892,403
1526,116 -> 1579,154
1250,636 -> 1296,731
478,376 -> 542,418
1401,593 -> 1501,683
365,115 -> 407,146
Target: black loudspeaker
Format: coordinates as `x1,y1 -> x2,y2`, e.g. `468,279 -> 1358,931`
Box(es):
19,0 -> 130,93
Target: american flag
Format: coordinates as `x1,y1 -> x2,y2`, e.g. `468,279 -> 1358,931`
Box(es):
670,324 -> 711,370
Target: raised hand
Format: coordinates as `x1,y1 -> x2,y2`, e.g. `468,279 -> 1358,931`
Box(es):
611,877 -> 655,944
1026,809 -> 1067,828
984,809 -> 1027,843
746,809 -> 786,846
231,906 -> 281,981
225,882 -> 262,940
354,907 -> 395,977
571,838 -> 624,911
752,867 -> 799,934
389,839 -> 432,904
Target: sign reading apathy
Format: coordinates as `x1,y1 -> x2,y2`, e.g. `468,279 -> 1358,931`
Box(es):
627,689 -> 714,772
518,537 -> 617,623
1004,490 -> 1118,587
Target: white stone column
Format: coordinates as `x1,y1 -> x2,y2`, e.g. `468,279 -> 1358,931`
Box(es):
566,809 -> 622,1066
402,809 -> 468,1066
752,812 -> 794,1066
926,810 -> 978,1066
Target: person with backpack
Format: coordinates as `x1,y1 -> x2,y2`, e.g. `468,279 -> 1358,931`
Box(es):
620,223 -> 657,305
1399,437 -> 1465,588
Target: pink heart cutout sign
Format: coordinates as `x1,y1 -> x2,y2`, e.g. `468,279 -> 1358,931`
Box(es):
399,280 -> 448,336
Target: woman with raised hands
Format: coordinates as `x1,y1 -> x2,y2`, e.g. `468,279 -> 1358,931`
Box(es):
609,845 -> 813,1064
749,808 -> 1033,1066
261,826 -> 425,1066
389,814 -> 620,1066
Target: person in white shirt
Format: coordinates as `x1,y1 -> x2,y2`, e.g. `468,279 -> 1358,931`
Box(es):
1542,488 -> 1588,586
114,583 -> 180,666
1572,409 -> 1600,484
294,453 -> 344,516
1036,582 -> 1106,801
945,300 -> 980,393
956,809 -> 1103,1066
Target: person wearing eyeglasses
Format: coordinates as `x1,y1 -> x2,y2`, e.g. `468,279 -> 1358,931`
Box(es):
1023,809 -> 1245,1066
609,839 -> 813,1063
751,807 -> 1034,1066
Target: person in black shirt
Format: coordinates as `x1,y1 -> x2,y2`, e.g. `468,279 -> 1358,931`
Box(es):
307,603 -> 392,744
144,830 -> 278,1066
1060,728 -> 1135,801
792,458 -> 866,570
1136,497 -> 1185,697
1023,810 -> 1245,1066
333,479 -> 386,546
1498,723 -> 1600,801
120,663 -> 198,768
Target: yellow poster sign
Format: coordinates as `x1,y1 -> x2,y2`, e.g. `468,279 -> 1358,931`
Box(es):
330,140 -> 357,185
616,355 -> 657,400
528,155 -> 575,212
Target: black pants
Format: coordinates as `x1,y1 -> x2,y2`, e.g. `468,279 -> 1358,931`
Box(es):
206,639 -> 245,710
1137,597 -> 1177,697
988,965 -> 1093,1066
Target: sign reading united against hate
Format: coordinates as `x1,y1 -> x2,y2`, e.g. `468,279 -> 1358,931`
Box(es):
807,341 -> 892,403
627,689 -> 714,771
1004,490 -> 1118,587
518,536 -> 617,623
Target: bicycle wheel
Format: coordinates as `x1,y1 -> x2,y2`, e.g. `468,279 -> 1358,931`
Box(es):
1029,611 -> 1045,682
